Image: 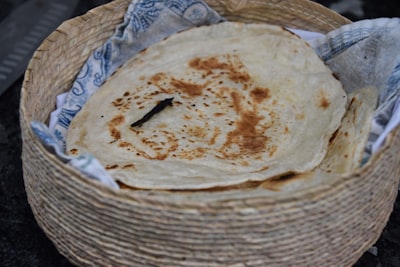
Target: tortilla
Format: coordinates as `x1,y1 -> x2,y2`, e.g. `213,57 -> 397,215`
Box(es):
66,22 -> 347,190
318,86 -> 378,174
259,87 -> 378,192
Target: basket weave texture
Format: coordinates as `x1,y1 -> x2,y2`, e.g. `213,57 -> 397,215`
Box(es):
20,0 -> 400,266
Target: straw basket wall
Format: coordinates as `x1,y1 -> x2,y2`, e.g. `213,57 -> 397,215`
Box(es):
20,0 -> 400,266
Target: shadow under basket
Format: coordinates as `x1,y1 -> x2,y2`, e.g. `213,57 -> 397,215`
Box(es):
20,0 -> 400,266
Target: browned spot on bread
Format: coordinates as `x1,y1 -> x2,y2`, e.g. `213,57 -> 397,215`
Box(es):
111,91 -> 133,112
189,55 -> 250,84
110,114 -> 125,126
189,57 -> 228,70
170,78 -> 205,97
328,128 -> 340,146
141,137 -> 159,148
237,111 -> 267,153
112,98 -> 124,107
218,91 -> 270,158
69,148 -> 78,155
268,144 -> 278,157
250,87 -> 271,103
183,114 -> 192,120
122,164 -> 136,170
118,141 -> 132,148
149,91 -> 162,96
230,91 -> 242,113
151,72 -> 166,83
108,114 -> 125,140
105,164 -> 119,170
182,147 -> 207,160
209,127 -> 221,145
228,70 -> 250,84
284,126 -> 289,134
223,111 -> 268,157
110,129 -> 121,140
146,73 -> 171,94
318,90 -> 331,109
136,134 -> 179,161
187,126 -> 207,138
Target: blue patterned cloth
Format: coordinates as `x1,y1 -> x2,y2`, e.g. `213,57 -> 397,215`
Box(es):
31,1 -> 400,188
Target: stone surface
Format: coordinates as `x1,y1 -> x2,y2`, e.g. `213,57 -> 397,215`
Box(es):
0,0 -> 399,266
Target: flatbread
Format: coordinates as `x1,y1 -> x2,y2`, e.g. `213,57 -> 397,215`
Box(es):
318,86 -> 378,174
260,87 -> 378,192
66,22 -> 347,190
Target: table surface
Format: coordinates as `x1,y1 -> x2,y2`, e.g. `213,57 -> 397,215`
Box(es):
0,0 -> 399,266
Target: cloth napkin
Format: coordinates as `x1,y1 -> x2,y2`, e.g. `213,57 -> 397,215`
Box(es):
31,0 -> 400,189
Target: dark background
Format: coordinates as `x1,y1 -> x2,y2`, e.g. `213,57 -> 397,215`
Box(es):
0,0 -> 399,266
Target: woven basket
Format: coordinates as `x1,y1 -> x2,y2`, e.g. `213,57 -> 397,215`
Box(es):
20,0 -> 400,266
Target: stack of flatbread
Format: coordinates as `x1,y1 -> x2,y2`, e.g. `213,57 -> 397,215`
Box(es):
66,22 -> 377,192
